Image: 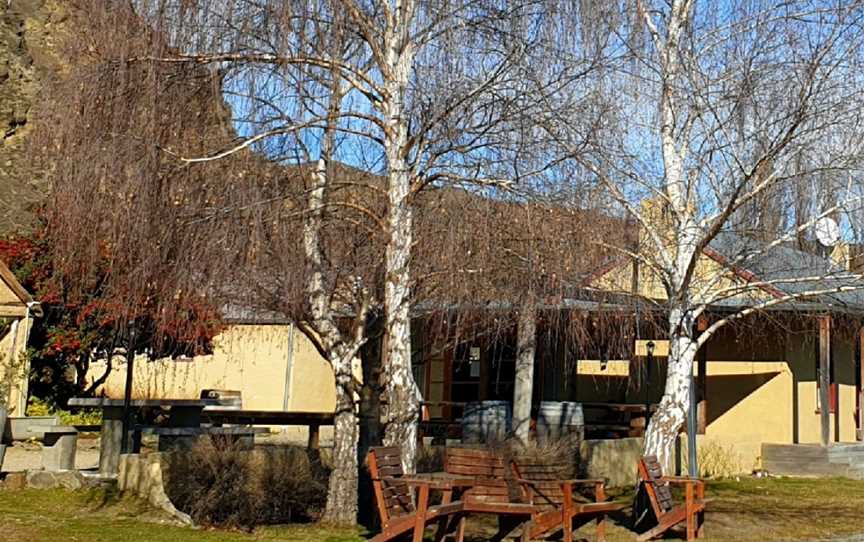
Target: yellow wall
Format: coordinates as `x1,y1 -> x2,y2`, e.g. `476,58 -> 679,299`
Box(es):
89,324 -> 340,414
559,327 -> 861,472
786,331 -> 858,445
700,361 -> 791,472
284,328 -> 345,412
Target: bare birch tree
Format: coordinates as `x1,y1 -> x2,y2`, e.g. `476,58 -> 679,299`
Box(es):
32,0 -> 388,524
42,0 -> 573,514
126,0 -> 558,471
542,0 -> 864,467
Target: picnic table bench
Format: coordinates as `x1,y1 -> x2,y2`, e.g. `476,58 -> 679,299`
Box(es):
368,446 -> 469,542
582,403 -> 657,439
27,425 -> 78,471
68,397 -> 219,476
202,409 -> 334,450
70,398 -> 338,476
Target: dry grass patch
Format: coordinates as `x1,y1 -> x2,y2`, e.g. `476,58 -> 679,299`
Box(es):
165,439 -> 329,529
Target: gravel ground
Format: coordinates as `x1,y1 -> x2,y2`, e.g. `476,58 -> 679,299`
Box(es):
0,437 -> 100,472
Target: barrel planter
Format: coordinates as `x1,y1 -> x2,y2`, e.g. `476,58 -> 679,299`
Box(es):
461,400 -> 512,444
536,401 -> 584,445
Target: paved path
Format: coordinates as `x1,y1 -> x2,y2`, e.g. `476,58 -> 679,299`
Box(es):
1,438 -> 100,472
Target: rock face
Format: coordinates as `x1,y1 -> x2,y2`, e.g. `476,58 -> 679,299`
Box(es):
0,0 -> 65,235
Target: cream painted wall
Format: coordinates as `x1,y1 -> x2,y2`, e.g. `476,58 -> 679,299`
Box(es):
786,331 -> 858,445
284,328 -> 341,412
700,361 -> 792,471
564,330 -> 860,471
90,324 -> 341,414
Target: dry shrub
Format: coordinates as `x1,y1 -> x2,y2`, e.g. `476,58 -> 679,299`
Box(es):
416,444 -> 446,473
694,440 -> 744,478
677,437 -> 744,478
165,439 -> 327,529
505,437 -> 580,480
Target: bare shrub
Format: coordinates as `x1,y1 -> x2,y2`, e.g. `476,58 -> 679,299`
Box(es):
505,438 -> 580,480
415,444 -> 445,474
165,439 -> 327,529
680,438 -> 744,479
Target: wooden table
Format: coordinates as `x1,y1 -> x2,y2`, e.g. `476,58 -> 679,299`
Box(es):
202,409 -> 334,450
68,398 -> 218,476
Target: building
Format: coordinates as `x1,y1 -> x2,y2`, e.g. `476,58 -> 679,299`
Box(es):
0,260 -> 40,415
87,309 -> 356,441
414,222 -> 864,473
82,197 -> 864,474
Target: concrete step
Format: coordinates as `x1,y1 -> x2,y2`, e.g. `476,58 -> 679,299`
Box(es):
845,467 -> 864,480
827,444 -> 864,456
826,445 -> 864,466
763,443 -> 864,478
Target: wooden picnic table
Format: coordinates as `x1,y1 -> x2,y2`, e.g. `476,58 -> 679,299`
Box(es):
68,397 -> 218,476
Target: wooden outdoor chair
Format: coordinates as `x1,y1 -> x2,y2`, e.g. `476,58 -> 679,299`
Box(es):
368,446 -> 466,542
445,447 -> 622,542
513,457 -> 623,542
635,455 -> 706,541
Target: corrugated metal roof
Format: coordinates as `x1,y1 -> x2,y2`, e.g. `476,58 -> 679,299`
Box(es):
707,231 -> 864,312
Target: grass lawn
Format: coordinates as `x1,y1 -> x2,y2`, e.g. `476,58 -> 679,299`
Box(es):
0,488 -> 364,542
1,477 -> 864,541
580,476 -> 864,542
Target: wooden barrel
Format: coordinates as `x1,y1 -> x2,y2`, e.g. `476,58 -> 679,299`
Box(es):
536,401 -> 584,444
461,400 -> 512,444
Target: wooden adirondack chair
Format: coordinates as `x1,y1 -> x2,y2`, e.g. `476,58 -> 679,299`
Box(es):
445,447 -> 623,542
367,446 -> 466,542
513,457 -> 623,542
635,455 -> 706,541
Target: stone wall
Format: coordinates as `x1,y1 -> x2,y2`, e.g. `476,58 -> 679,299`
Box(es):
580,437 -> 643,488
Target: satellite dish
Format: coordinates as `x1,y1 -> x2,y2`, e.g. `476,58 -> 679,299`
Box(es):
815,216 -> 840,247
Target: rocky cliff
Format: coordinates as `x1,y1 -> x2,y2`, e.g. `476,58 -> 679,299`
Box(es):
0,0 -> 65,235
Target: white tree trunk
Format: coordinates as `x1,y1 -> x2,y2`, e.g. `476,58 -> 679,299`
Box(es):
513,294 -> 537,445
640,0 -> 699,471
643,307 -> 697,471
323,349 -> 359,523
381,111 -> 422,473
380,2 -> 422,474
304,106 -> 362,522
